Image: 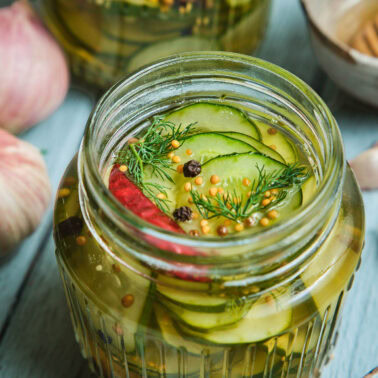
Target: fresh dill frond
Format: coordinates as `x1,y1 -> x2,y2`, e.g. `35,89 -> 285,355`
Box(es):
115,116 -> 196,212
190,164 -> 308,222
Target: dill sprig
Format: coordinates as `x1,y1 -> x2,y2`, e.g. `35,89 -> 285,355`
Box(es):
190,164 -> 308,222
115,116 -> 196,212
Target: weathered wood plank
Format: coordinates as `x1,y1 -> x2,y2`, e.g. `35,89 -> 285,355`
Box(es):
0,236 -> 89,378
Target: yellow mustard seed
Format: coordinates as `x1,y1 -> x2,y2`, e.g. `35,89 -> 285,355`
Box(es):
172,155 -> 181,163
210,174 -> 220,184
157,193 -> 166,200
242,178 -> 251,187
260,217 -> 269,227
209,187 -> 218,196
121,294 -> 135,308
224,219 -> 232,226
200,219 -> 208,227
244,217 -> 256,227
261,198 -> 271,207
264,190 -> 271,198
271,188 -> 279,195
76,236 -> 87,246
234,223 -> 244,232
186,2 -> 192,11
113,323 -> 124,336
192,212 -> 199,220
269,144 -> 277,150
167,151 -> 175,159
186,149 -> 193,156
58,188 -> 71,198
119,165 -> 128,172
267,127 -> 278,135
194,176 -> 203,185
184,182 -> 192,192
128,137 -> 139,144
189,229 -> 200,237
112,264 -> 121,273
217,225 -> 228,237
201,225 -> 211,234
177,164 -> 184,173
179,6 -> 185,14
188,196 -> 194,204
63,177 -> 76,186
203,16 -> 210,25
267,210 -> 279,219
218,187 -> 224,194
171,140 -> 180,148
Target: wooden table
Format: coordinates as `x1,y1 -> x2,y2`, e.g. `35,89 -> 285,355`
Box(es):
0,0 -> 377,377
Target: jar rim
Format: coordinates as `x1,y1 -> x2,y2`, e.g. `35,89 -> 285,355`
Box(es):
79,52 -> 345,252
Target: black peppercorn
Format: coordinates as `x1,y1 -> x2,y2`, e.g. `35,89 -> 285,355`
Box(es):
173,206 -> 193,222
183,160 -> 201,177
56,216 -> 83,238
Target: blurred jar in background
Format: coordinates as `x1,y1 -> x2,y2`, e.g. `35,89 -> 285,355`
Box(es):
40,0 -> 271,88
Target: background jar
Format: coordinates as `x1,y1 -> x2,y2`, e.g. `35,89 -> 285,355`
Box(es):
39,0 -> 271,89
54,53 -> 365,377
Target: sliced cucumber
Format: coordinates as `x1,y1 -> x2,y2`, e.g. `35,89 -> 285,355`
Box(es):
180,291 -> 292,345
200,153 -> 302,214
174,152 -> 302,235
164,103 -> 261,141
128,37 -> 219,73
255,121 -> 297,164
165,299 -> 250,330
175,132 -> 257,164
219,131 -> 285,163
301,176 -> 317,205
157,283 -> 228,312
154,304 -> 220,355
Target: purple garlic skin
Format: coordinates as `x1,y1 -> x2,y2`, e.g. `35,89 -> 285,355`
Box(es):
0,129 -> 51,254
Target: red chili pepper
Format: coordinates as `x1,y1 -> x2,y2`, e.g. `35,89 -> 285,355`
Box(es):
109,165 -> 209,281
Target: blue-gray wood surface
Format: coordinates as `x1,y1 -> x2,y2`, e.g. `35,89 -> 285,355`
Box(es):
0,0 -> 377,377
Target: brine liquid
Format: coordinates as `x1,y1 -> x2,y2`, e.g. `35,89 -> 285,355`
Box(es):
40,0 -> 270,88
54,116 -> 364,377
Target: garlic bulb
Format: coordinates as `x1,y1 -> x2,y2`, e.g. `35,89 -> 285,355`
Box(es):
0,1 -> 69,134
349,143 -> 378,191
0,129 -> 51,253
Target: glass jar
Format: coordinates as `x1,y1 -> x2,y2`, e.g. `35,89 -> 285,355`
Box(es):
54,53 -> 365,377
39,0 -> 271,89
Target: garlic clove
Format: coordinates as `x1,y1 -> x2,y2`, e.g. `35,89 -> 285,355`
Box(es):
0,129 -> 51,254
0,1 -> 69,134
349,143 -> 378,191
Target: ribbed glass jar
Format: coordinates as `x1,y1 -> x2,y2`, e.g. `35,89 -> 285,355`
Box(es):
53,53 -> 365,377
39,0 -> 271,89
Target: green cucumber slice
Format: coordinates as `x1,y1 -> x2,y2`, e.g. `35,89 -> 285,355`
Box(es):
219,132 -> 285,163
255,121 -> 297,164
201,153 -> 302,214
164,103 -> 261,141
179,291 -> 292,345
174,152 -> 302,235
128,37 -> 219,73
154,304 -> 220,355
165,299 -> 250,330
175,132 -> 257,164
301,176 -> 317,205
157,283 -> 228,311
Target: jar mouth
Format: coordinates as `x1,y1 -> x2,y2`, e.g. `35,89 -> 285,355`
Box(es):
80,52 -> 344,252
